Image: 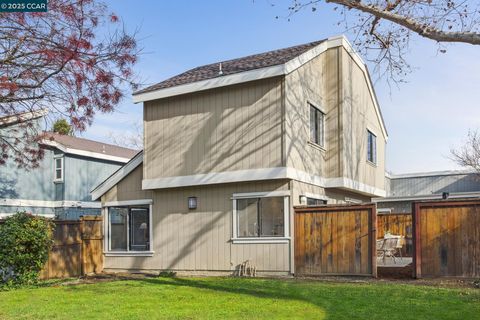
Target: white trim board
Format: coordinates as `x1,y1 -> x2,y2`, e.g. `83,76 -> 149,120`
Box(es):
0,198 -> 101,209
142,166 -> 386,197
373,191 -> 480,203
142,167 -> 289,190
91,151 -> 143,200
386,169 -> 476,179
131,36 -> 388,140
231,190 -> 290,199
104,199 -> 153,207
0,212 -> 55,219
41,140 -> 132,163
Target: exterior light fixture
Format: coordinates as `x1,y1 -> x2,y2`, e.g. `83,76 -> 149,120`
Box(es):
442,192 -> 449,200
188,197 -> 197,210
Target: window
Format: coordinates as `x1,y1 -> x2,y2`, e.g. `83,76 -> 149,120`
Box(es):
53,156 -> 63,182
310,104 -> 325,147
307,198 -> 327,206
367,130 -> 377,164
108,205 -> 151,252
235,196 -> 288,238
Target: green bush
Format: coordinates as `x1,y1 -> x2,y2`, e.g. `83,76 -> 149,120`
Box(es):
0,212 -> 54,287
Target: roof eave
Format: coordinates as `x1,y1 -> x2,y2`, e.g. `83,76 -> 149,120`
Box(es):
90,151 -> 144,201
132,35 -> 388,140
133,64 -> 285,104
41,139 -> 132,163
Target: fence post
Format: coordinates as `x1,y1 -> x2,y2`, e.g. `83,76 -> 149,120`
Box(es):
371,204 -> 377,278
412,202 -> 421,278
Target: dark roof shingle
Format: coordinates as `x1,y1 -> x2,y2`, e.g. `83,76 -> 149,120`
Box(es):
134,39 -> 326,95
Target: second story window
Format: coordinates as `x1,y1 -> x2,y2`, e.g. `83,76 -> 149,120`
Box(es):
310,104 -> 325,147
367,130 -> 377,164
54,156 -> 64,182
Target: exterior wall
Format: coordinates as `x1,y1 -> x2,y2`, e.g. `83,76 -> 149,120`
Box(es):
102,164 -> 291,273
143,77 -> 284,180
284,47 -> 340,178
378,172 -> 480,214
0,147 -> 56,201
377,200 -> 412,214
291,180 -> 371,207
0,144 -> 124,219
341,48 -> 386,191
63,154 -> 122,202
388,173 -> 480,197
284,47 -> 386,196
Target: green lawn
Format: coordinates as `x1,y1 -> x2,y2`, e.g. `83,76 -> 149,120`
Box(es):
0,277 -> 479,320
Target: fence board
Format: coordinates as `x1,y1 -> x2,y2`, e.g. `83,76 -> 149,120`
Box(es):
294,204 -> 376,277
0,216 -> 104,280
414,200 -> 480,278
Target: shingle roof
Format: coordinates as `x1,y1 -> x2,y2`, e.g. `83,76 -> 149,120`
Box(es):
134,39 -> 326,95
44,132 -> 139,160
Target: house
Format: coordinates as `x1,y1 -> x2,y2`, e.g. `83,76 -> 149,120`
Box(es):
0,111 -> 138,219
91,35 -> 388,275
376,170 -> 480,214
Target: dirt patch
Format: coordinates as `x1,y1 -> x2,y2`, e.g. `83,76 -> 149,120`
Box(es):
48,272 -> 479,290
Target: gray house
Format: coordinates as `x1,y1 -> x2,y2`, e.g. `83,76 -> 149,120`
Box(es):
0,112 -> 138,219
376,170 -> 480,213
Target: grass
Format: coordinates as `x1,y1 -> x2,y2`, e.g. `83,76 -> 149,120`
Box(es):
0,277 -> 479,319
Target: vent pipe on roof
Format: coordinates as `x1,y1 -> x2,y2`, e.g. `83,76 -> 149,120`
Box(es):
218,63 -> 223,75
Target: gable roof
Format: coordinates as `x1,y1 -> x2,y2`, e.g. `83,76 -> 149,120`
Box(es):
42,132 -> 138,163
134,39 -> 325,95
91,151 -> 143,200
132,36 -> 388,140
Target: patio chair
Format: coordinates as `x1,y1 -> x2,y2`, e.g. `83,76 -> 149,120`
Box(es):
384,234 -> 405,261
377,237 -> 401,264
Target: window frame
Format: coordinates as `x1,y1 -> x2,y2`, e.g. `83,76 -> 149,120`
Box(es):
309,103 -> 325,148
103,199 -> 154,256
232,191 -> 290,244
367,129 -> 377,165
53,155 -> 64,183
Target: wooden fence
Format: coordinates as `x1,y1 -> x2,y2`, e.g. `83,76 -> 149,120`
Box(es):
39,216 -> 103,279
413,200 -> 480,278
0,216 -> 103,279
294,204 -> 377,277
377,213 -> 413,257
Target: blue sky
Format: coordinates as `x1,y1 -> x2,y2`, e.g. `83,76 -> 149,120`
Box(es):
83,0 -> 480,174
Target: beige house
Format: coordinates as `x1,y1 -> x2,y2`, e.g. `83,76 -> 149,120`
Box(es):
91,35 -> 388,275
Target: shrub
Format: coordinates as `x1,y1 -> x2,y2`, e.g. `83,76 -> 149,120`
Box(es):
0,212 -> 54,286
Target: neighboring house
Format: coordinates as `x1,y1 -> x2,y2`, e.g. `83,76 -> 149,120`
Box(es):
0,112 -> 138,219
91,35 -> 388,275
376,170 -> 480,213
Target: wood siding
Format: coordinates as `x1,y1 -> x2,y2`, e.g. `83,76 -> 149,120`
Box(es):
341,48 -> 386,190
414,200 -> 480,278
102,163 -> 291,272
284,48 -> 341,178
389,173 -> 480,197
294,204 -> 376,276
284,47 -> 385,194
143,78 -> 284,180
291,180 -> 370,206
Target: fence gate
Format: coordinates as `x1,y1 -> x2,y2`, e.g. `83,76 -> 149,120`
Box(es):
294,204 -> 377,277
40,216 -> 103,279
413,200 -> 480,278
